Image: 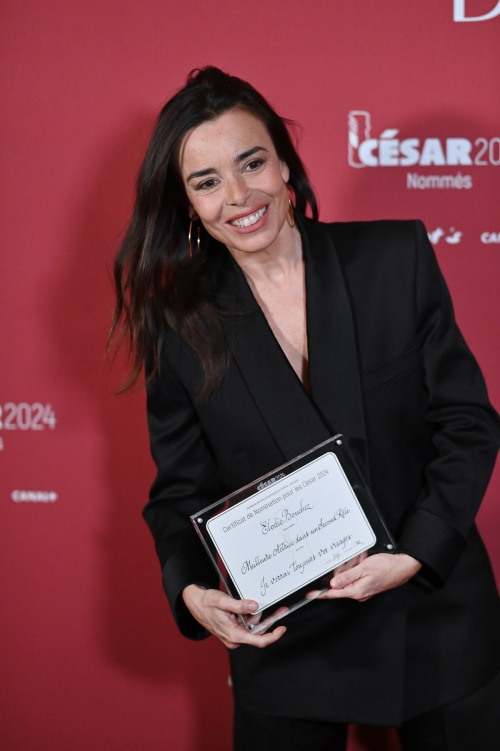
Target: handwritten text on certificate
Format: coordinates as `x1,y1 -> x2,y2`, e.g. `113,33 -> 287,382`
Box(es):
206,452 -> 376,612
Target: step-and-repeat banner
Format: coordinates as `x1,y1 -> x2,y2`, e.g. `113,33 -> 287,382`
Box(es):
2,2 -> 499,750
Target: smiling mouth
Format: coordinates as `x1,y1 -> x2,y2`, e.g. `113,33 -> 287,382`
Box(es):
228,205 -> 268,228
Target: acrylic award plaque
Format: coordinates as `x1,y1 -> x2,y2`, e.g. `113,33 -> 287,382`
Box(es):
190,434 -> 397,635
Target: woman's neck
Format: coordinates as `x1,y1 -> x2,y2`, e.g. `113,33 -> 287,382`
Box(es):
226,221 -> 303,287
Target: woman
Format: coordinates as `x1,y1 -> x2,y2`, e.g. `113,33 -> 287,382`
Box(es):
109,66 -> 500,750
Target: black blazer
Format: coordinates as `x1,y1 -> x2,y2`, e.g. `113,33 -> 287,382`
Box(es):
143,214 -> 500,727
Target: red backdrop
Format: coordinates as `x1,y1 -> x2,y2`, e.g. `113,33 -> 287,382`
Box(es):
1,2 -> 499,750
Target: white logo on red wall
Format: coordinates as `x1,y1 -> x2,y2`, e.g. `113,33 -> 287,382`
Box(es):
427,229 -> 500,246
453,1 -> 500,22
0,402 -> 56,450
480,232 -> 500,243
12,490 -> 58,503
347,111 -> 499,189
428,228 -> 463,245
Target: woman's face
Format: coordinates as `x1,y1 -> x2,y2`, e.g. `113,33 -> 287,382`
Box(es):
178,108 -> 291,255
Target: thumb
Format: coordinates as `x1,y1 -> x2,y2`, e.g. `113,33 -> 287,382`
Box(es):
330,564 -> 364,589
218,596 -> 259,614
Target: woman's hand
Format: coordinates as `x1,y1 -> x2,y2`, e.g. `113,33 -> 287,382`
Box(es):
332,550 -> 369,576
182,584 -> 287,649
307,552 -> 423,603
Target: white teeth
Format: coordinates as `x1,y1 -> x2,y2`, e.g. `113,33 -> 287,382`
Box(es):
230,205 -> 267,228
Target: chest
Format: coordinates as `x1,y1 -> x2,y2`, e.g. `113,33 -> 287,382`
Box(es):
244,266 -> 309,390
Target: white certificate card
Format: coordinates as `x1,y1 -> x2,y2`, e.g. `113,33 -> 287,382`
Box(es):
205,451 -> 376,613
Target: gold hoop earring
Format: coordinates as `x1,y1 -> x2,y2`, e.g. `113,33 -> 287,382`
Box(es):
288,198 -> 295,228
188,218 -> 201,258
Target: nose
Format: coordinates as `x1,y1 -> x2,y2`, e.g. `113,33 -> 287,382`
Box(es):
224,173 -> 251,205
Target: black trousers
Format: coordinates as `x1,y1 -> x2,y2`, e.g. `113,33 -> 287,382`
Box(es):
233,668 -> 500,751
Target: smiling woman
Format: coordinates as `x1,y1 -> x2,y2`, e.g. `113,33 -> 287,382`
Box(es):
178,107 -> 312,392
108,66 -> 500,751
108,66 -> 317,404
180,111 -> 291,250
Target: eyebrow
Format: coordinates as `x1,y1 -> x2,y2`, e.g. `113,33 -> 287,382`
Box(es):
186,146 -> 268,182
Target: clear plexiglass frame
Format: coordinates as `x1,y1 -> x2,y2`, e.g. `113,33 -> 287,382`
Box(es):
190,434 -> 397,634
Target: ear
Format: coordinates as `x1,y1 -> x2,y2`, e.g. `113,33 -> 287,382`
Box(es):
279,160 -> 290,184
188,206 -> 199,221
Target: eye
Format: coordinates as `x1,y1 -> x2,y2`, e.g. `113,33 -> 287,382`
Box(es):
196,178 -> 219,191
196,159 -> 266,190
245,159 -> 265,171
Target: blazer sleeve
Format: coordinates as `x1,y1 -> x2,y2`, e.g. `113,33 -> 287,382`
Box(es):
396,219 -> 500,589
142,341 -> 223,640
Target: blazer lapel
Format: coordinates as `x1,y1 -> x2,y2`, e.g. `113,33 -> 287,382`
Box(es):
211,213 -> 370,482
301,215 -> 370,482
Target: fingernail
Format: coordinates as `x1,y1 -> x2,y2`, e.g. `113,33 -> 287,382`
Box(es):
248,601 -> 258,611
331,579 -> 340,588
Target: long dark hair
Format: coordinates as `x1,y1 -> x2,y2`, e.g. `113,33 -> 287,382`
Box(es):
108,65 -> 318,403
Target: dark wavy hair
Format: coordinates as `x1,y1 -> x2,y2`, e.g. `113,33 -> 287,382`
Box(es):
108,65 -> 318,403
